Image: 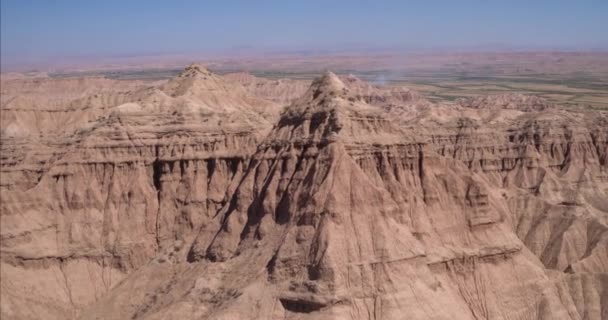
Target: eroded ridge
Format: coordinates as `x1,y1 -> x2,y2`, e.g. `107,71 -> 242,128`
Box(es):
1,68 -> 607,320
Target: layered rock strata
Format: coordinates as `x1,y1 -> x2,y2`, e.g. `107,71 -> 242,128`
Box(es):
1,68 -> 606,320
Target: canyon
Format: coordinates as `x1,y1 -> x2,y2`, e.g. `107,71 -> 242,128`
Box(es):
1,64 -> 607,319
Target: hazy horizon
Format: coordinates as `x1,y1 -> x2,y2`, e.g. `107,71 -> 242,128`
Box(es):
2,1 -> 607,71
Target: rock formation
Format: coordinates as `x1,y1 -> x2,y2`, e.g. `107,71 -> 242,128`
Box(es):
1,67 -> 606,320
224,72 -> 309,105
457,93 -> 554,112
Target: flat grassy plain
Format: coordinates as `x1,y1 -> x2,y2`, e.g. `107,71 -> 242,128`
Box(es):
253,70 -> 608,110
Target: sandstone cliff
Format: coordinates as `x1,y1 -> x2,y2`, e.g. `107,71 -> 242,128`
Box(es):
1,68 -> 606,320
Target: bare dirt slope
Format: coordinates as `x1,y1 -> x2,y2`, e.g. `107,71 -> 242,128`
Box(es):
1,66 -> 607,320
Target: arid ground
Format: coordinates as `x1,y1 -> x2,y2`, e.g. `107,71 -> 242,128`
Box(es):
1,52 -> 607,319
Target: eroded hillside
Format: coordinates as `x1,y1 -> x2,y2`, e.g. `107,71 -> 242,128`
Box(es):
1,66 -> 607,320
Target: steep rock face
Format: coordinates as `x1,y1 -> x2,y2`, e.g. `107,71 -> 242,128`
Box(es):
2,69 -> 607,320
553,272 -> 608,320
80,73 -> 575,319
426,109 -> 608,275
419,97 -> 608,319
0,77 -> 153,192
0,65 -> 279,319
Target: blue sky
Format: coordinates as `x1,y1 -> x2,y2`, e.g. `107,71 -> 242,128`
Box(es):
1,1 -> 607,66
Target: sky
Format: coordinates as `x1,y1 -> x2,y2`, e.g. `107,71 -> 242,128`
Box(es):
1,0 -> 607,68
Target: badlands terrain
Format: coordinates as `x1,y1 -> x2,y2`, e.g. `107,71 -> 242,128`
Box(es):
1,63 -> 608,319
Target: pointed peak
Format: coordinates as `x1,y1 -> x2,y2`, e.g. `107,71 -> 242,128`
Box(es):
161,63 -> 221,97
313,71 -> 345,92
180,63 -> 212,77
299,71 -> 348,103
